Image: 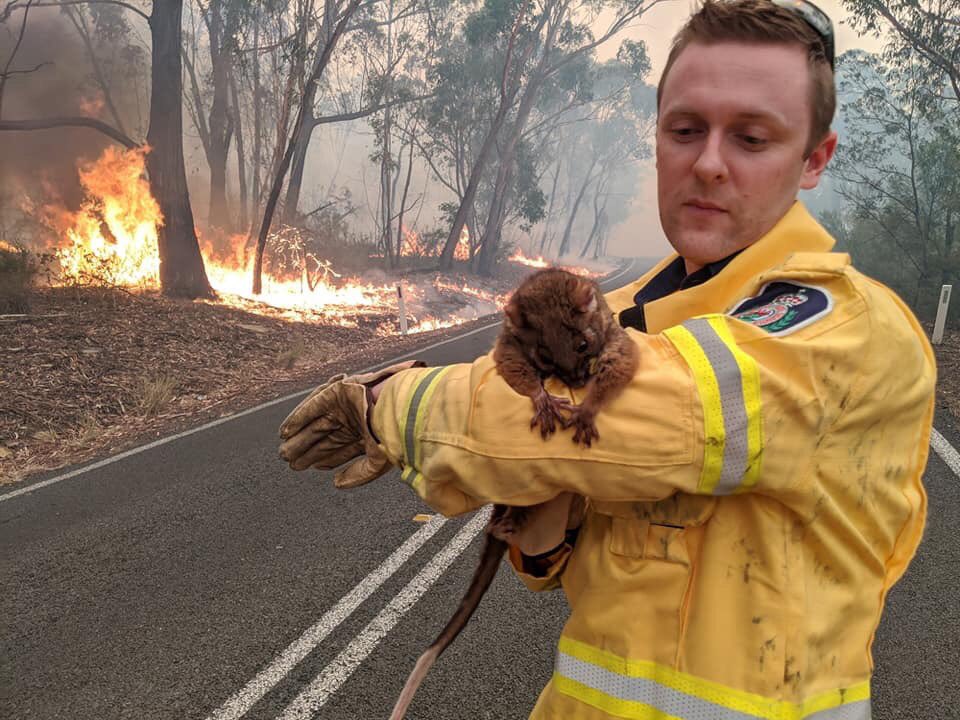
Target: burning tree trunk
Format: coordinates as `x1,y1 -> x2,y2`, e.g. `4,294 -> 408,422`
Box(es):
146,0 -> 212,298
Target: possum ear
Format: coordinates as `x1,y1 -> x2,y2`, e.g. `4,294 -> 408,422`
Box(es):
573,279 -> 598,314
505,298 -> 525,328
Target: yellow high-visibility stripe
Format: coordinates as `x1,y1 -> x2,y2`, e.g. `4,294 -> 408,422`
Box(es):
663,325 -> 726,494
556,636 -> 870,720
412,366 -> 453,469
400,366 -> 452,476
706,316 -> 764,490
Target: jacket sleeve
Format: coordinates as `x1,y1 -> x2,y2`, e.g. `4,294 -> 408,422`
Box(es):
370,268 -> 933,520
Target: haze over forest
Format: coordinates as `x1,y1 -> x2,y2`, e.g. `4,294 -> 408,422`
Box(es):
0,0 -> 955,320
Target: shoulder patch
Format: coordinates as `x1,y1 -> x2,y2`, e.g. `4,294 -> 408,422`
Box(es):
729,281 -> 833,335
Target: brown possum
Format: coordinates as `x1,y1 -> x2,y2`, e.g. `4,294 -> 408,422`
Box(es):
388,268 -> 638,719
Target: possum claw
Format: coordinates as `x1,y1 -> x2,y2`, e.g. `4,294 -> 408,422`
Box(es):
567,407 -> 599,447
530,391 -> 570,439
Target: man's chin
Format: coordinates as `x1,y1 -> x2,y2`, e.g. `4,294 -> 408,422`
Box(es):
667,229 -> 732,265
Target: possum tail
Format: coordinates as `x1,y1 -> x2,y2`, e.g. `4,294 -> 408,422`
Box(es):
388,532 -> 507,720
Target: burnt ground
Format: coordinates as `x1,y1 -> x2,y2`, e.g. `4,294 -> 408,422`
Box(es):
1,271 -> 956,486
0,264 -> 535,485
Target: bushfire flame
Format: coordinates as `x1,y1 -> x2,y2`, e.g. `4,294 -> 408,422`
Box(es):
39,148 -> 522,334
509,249 -> 550,268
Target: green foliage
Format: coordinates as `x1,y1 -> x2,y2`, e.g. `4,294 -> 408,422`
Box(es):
828,50 -> 959,323
839,0 -> 959,111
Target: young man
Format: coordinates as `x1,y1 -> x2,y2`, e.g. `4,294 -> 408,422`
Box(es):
280,1 -> 936,717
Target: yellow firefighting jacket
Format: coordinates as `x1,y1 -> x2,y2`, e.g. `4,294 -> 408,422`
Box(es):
371,202 -> 935,720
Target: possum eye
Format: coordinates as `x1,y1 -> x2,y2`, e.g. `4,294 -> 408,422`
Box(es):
576,340 -> 588,353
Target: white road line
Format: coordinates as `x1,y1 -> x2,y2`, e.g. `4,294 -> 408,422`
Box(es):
277,508 -> 490,720
1,259 -> 637,504
0,324 -> 498,504
204,514 -> 448,720
931,428 -> 960,478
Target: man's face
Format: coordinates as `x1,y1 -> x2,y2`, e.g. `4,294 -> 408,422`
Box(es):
656,41 -> 837,271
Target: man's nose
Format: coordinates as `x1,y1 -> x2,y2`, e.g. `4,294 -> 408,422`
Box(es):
692,132 -> 729,184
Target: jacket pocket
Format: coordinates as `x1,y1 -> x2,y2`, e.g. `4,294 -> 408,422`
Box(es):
562,512 -> 700,667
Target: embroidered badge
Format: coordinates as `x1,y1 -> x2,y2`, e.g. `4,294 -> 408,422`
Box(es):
729,281 -> 832,335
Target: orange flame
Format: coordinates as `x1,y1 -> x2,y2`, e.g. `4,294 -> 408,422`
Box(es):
509,248 -> 550,268
41,148 -> 508,334
46,146 -> 161,288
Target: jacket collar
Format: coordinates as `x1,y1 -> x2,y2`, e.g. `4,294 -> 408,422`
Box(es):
621,202 -> 835,334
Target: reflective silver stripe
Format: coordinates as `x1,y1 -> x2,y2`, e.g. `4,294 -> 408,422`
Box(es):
557,652 -> 762,720
556,651 -> 871,720
684,318 -> 749,495
807,702 -> 871,720
403,367 -> 445,466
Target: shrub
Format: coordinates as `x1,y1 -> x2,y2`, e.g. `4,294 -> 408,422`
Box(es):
0,243 -> 39,313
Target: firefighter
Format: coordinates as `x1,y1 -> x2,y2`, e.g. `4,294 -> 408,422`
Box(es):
279,1 -> 936,717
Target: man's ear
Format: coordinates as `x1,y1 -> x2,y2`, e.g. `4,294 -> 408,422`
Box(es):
800,130 -> 838,190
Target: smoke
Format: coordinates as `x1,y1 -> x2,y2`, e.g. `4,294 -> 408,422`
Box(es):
0,7 -> 146,241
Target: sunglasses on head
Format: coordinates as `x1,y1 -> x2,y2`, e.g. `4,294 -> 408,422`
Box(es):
770,0 -> 835,70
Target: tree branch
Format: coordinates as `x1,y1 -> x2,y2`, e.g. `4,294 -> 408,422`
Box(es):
0,0 -> 33,119
0,116 -> 139,147
6,0 -> 149,22
311,92 -> 433,127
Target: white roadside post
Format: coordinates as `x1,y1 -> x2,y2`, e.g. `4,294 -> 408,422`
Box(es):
932,284 -> 952,345
397,283 -> 409,336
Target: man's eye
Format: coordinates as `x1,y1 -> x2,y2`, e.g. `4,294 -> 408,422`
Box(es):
739,134 -> 767,147
671,127 -> 700,139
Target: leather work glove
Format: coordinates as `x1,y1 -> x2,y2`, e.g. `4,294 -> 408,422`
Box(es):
509,492 -> 586,557
278,360 -> 425,488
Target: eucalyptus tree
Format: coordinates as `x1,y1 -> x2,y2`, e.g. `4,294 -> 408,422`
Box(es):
553,44 -> 653,258
841,0 -> 959,108
829,50 -> 959,315
433,0 -> 668,276
181,0 -> 258,231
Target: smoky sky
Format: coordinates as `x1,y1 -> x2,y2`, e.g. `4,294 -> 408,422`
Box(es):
0,8 -> 141,216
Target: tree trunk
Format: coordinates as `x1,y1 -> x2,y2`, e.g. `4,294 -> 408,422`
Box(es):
557,156 -> 598,257
438,105 -> 508,270
229,70 -> 248,232
282,115 -> 316,225
252,0 -> 362,294
538,157 -> 562,254
205,0 -> 233,230
476,78 -> 543,276
146,0 -> 212,299
250,12 -> 262,214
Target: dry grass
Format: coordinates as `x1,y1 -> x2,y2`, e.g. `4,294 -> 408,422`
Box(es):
276,341 -> 307,370
137,374 -> 178,416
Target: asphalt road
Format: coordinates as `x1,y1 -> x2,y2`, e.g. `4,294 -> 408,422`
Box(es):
3,258 -> 958,720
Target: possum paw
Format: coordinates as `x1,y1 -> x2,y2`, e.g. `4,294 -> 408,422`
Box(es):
530,391 -> 571,439
489,506 -> 530,540
565,407 -> 599,447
